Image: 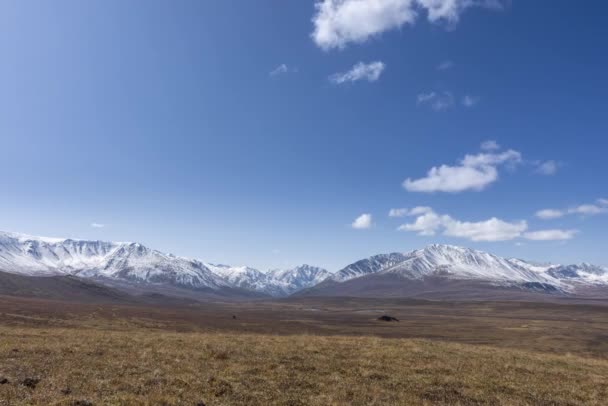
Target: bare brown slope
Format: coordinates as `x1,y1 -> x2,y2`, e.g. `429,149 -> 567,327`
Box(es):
0,270 -> 132,303
296,273 -> 570,301
0,271 -> 270,304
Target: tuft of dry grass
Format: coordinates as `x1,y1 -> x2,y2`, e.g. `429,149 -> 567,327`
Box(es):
1,325 -> 607,405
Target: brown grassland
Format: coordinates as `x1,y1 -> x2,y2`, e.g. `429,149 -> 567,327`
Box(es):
0,295 -> 607,405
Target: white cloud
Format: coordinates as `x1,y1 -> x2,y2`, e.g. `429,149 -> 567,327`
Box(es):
270,64 -> 297,77
480,140 -> 500,151
389,206 -> 433,217
398,207 -> 527,241
437,60 -> 454,71
536,160 -> 558,175
91,223 -> 105,228
536,199 -> 608,220
416,91 -> 454,111
389,208 -> 409,217
403,149 -> 521,193
398,210 -> 445,236
399,207 -> 578,242
462,94 -> 479,107
270,64 -> 288,76
443,217 -> 527,242
330,61 -> 385,84
523,229 -> 578,241
312,0 -> 417,50
407,206 -> 434,216
535,209 -> 564,220
569,204 -> 607,216
417,0 -> 503,23
311,0 -> 503,50
352,213 -> 373,229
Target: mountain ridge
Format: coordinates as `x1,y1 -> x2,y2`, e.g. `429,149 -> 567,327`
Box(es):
0,231 -> 328,297
1,231 -> 607,299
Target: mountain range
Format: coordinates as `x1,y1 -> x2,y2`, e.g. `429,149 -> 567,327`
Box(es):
0,231 -> 607,301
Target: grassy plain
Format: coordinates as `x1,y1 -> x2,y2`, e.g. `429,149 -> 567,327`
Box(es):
1,295 -> 607,405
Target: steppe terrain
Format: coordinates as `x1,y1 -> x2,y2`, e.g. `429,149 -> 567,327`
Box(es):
1,295 -> 607,405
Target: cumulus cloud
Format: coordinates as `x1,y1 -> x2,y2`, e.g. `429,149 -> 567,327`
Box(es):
523,229 -> 578,241
397,207 -> 576,242
443,217 -> 527,242
311,0 -> 503,50
403,148 -> 522,193
352,213 -> 373,229
536,160 -> 559,175
91,223 -> 105,228
397,207 -> 527,241
570,204 -> 608,215
462,94 -> 479,107
536,199 -> 608,220
416,91 -> 454,111
398,208 -> 446,236
330,61 -> 385,84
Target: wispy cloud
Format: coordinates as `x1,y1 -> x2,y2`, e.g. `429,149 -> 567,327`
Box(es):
270,64 -> 296,77
91,223 -> 105,228
480,140 -> 500,151
523,229 -> 578,241
535,160 -> 559,175
535,209 -> 564,220
462,94 -> 479,107
437,60 -> 454,71
535,199 -> 608,220
352,213 -> 373,229
389,207 -> 433,218
311,0 -> 504,50
389,208 -> 409,218
417,91 -> 454,111
330,61 -> 385,84
403,143 -> 522,193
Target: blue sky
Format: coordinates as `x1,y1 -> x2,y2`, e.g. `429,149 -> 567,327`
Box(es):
1,1 -> 607,271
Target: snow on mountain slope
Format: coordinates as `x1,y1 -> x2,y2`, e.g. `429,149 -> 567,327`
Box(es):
0,232 -> 121,276
267,265 -> 330,295
0,231 -> 227,290
329,253 -> 410,282
2,231 -> 607,297
380,245 -> 556,284
205,264 -> 273,293
206,263 -> 330,296
508,258 -> 554,274
329,245 -> 608,292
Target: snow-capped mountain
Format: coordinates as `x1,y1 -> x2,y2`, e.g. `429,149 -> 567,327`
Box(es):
205,264 -> 274,293
0,231 -> 327,296
0,231 -> 228,290
544,263 -> 608,284
205,263 -> 329,296
267,265 -> 330,295
324,244 -> 608,294
2,231 -> 608,299
328,253 -> 410,282
378,245 -> 555,284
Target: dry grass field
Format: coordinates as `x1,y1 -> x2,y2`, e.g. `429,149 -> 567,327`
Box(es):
1,295 -> 608,405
